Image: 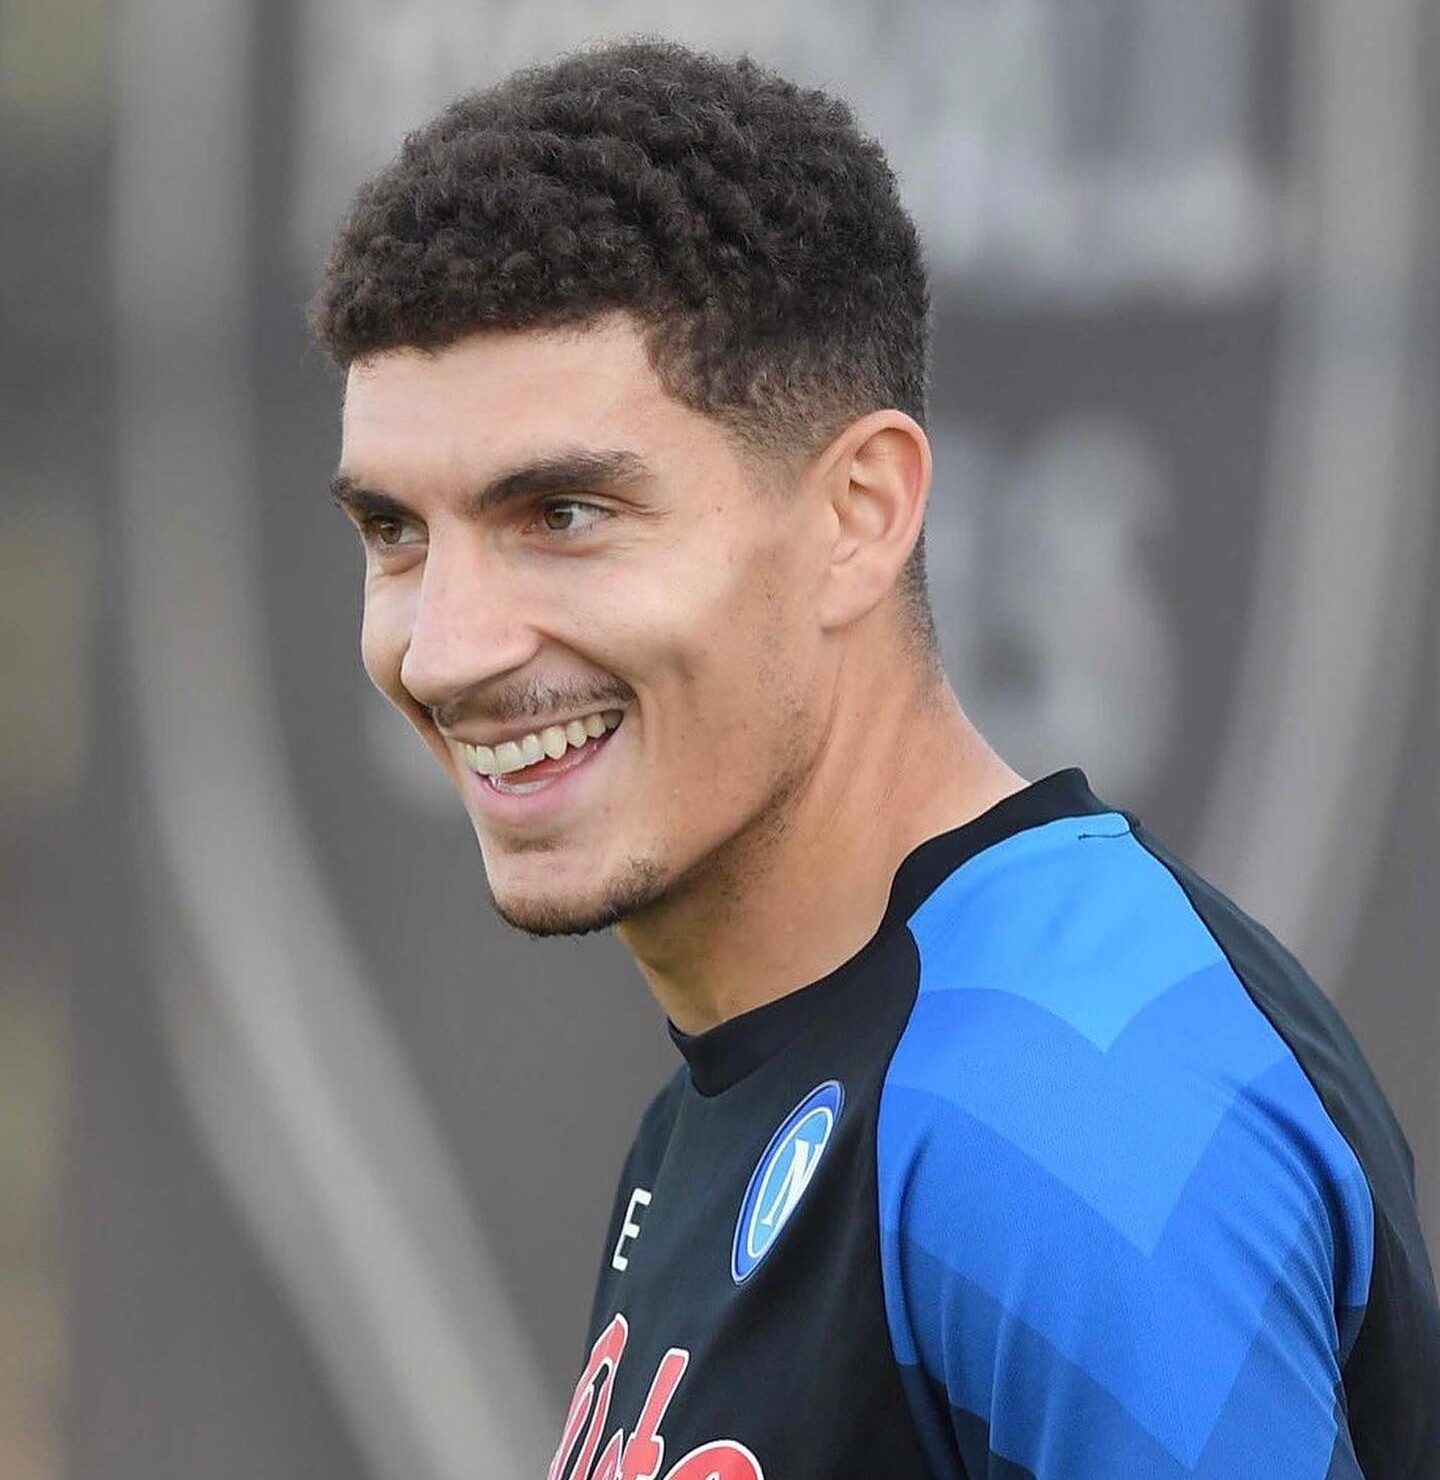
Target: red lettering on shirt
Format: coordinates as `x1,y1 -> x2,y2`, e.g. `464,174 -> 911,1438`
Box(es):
551,1315 -> 764,1480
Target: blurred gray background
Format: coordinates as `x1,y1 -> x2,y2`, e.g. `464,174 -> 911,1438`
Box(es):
3,1 -> 1438,1476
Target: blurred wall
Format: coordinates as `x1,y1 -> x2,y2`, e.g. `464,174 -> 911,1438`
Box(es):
3,1 -> 1437,1477
1,1 -> 106,1477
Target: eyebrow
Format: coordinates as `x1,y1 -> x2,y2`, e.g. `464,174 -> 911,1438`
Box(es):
329,448 -> 651,521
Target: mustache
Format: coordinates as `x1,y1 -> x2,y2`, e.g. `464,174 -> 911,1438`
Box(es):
428,677 -> 636,731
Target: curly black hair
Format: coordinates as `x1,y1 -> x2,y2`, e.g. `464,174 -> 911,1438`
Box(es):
311,38 -> 936,642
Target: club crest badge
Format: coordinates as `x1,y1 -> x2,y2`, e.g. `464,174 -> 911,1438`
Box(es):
732,1080 -> 844,1284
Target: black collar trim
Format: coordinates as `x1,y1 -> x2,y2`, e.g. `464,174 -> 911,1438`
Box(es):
669,768 -> 1108,1095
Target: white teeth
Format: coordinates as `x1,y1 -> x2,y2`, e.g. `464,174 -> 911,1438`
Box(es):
459,708 -> 624,778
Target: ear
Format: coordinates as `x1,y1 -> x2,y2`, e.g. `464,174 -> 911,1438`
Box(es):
813,409 -> 932,633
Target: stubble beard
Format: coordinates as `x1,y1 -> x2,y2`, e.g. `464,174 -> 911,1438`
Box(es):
485,722 -> 814,943
480,632 -> 819,942
488,852 -> 671,938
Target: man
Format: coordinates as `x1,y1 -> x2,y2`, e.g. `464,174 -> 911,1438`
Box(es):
310,39 -> 1439,1480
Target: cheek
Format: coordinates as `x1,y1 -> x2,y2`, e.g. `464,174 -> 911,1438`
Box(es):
649,574 -> 809,761
359,585 -> 410,705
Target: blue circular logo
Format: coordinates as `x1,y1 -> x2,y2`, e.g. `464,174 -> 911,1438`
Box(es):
731,1080 -> 844,1284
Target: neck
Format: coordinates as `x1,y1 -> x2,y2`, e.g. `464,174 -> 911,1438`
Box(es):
616,665 -> 1026,1034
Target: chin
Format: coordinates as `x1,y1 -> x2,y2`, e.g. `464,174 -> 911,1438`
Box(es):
487,855 -> 669,938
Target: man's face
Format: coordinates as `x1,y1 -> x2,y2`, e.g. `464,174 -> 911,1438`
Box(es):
336,317 -> 833,935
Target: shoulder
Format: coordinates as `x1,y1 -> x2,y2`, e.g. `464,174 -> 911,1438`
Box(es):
585,1067 -> 688,1328
876,813 -> 1374,1476
882,814 -> 1368,1234
621,1065 -> 688,1180
596,1067 -> 687,1255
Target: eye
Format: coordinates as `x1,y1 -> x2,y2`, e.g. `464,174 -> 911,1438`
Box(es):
537,499 -> 609,534
361,514 -> 422,549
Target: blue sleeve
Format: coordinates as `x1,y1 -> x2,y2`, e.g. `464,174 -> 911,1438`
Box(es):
876,819 -> 1375,1480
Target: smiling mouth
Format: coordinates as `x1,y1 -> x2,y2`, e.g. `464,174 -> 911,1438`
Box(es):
458,707 -> 623,793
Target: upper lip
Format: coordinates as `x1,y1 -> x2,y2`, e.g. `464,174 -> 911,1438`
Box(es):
440,708 -> 622,749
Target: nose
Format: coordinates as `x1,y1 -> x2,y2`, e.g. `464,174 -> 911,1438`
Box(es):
397,533 -> 539,714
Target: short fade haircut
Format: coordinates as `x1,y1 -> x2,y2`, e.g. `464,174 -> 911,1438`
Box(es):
311,38 -> 936,646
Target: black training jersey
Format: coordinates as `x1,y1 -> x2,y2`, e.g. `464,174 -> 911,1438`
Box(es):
550,770 -> 1440,1480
